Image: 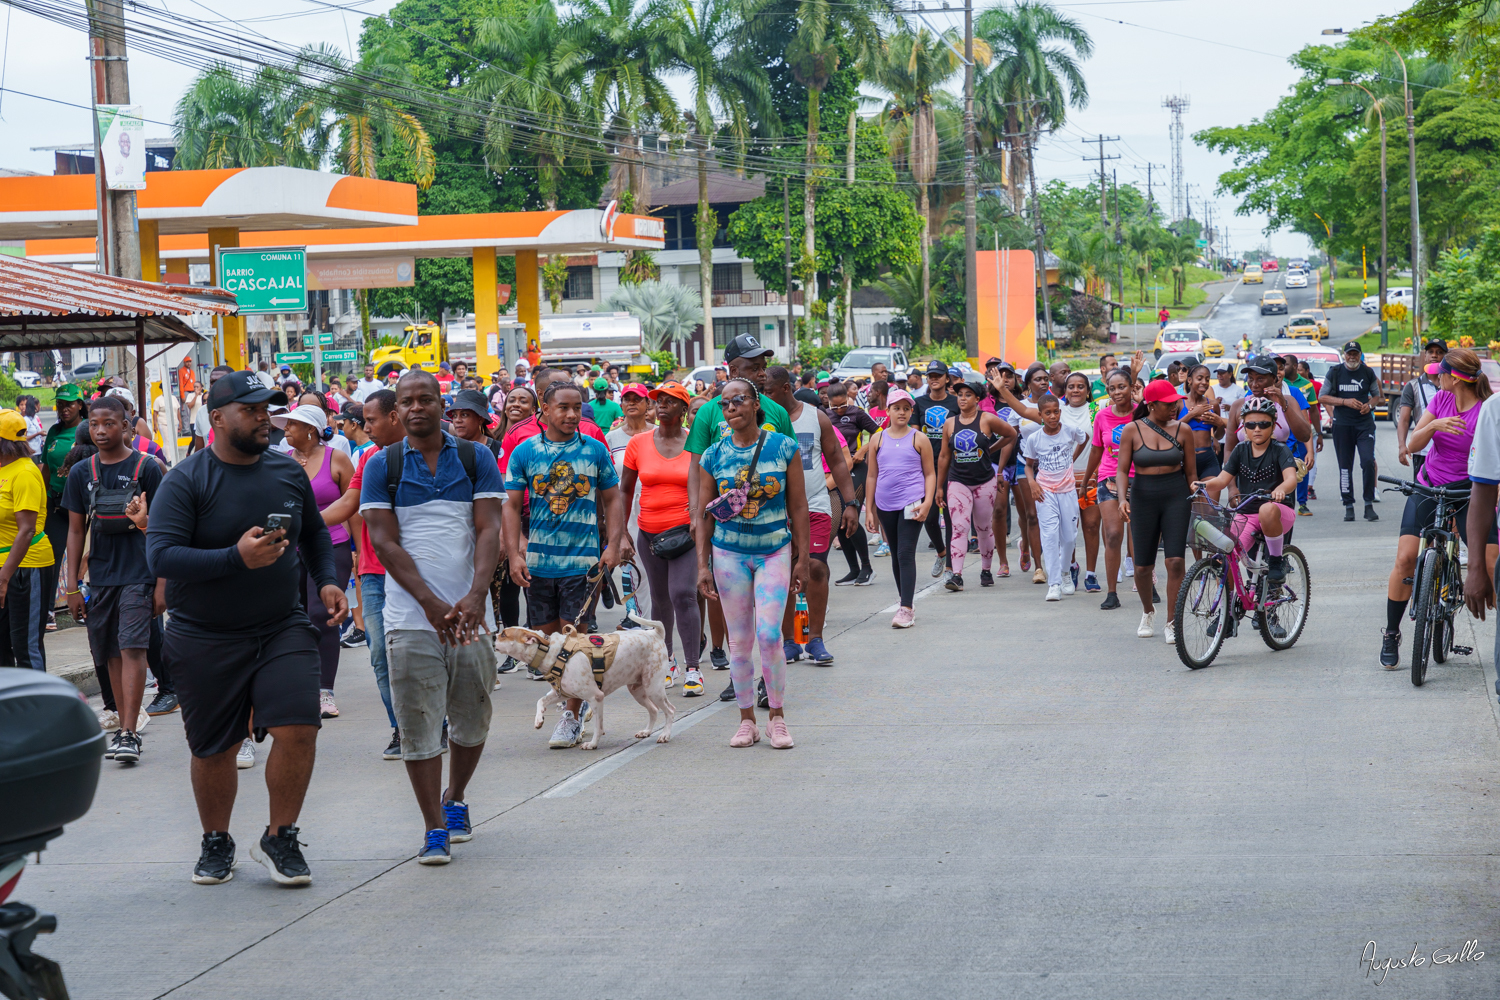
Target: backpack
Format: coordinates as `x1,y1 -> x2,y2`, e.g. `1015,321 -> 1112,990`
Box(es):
88,452 -> 148,535
385,437 -> 478,498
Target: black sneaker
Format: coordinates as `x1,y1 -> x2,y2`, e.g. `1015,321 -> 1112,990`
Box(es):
104,729 -> 121,759
1364,503 -> 1379,522
1344,505 -> 1356,522
980,569 -> 994,587
192,831 -> 237,884
382,728 -> 402,760
1267,555 -> 1286,584
718,679 -> 737,702
1100,592 -> 1121,610
945,572 -> 964,592
855,568 -> 874,586
756,678 -> 770,710
497,656 -> 519,674
710,647 -> 729,670
528,666 -> 547,681
250,825 -> 311,886
339,627 -> 367,648
1380,629 -> 1401,669
114,730 -> 142,764
145,691 -> 179,716
833,570 -> 861,586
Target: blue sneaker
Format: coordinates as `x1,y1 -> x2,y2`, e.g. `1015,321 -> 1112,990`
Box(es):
805,637 -> 834,664
1084,574 -> 1102,593
1070,562 -> 1080,588
443,799 -> 471,843
783,640 -> 803,663
417,828 -> 451,865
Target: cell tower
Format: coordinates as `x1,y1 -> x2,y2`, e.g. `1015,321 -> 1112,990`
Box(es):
1162,95 -> 1190,222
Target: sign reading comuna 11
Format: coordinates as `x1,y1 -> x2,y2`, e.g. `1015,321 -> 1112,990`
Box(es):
217,247 -> 308,315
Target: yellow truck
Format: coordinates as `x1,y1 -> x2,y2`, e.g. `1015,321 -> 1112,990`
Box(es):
371,322 -> 444,379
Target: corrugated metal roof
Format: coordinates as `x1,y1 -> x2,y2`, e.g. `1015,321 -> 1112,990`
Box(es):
0,254 -> 235,319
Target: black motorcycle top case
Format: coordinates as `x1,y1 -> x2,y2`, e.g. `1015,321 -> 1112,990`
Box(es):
0,670 -> 105,847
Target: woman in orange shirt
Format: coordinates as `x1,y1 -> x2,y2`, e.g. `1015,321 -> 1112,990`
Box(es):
620,381 -> 702,696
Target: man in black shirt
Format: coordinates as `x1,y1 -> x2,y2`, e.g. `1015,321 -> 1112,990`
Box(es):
62,396 -> 165,765
147,371 -> 346,888
914,361 -> 960,575
826,381 -> 880,585
1318,341 -> 1381,521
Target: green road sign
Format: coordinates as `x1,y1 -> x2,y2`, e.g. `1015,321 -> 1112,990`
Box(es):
319,349 -> 358,362
218,246 -> 307,315
274,351 -> 312,364
301,332 -> 335,346
1196,239 -> 1207,247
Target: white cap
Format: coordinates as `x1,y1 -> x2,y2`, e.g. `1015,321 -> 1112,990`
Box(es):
270,403 -> 327,432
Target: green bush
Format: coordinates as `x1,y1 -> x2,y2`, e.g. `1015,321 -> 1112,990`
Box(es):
647,350 -> 680,376
794,340 -> 851,372
0,368 -> 20,407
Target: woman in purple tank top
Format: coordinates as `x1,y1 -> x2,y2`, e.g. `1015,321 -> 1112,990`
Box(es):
864,388 -> 935,628
273,404 -> 356,718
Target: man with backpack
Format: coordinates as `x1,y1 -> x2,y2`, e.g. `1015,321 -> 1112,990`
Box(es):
360,370 -> 505,866
62,396 -> 164,764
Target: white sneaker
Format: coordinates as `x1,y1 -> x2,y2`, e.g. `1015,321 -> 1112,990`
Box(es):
1164,621 -> 1176,645
98,709 -> 119,732
1045,584 -> 1062,602
236,738 -> 255,769
664,658 -> 678,688
1137,611 -> 1155,638
136,709 -> 150,732
1061,581 -> 1075,596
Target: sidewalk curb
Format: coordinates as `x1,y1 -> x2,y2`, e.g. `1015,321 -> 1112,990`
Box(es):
50,656 -> 99,696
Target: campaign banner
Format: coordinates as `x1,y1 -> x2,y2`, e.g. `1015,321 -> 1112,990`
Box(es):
96,105 -> 145,191
306,256 -> 415,290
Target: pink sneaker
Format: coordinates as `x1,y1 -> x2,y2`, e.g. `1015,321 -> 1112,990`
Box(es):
730,719 -> 760,747
891,607 -> 915,629
319,689 -> 339,718
767,717 -> 794,749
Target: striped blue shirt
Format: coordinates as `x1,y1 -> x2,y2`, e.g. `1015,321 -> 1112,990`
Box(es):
505,431 -> 618,578
701,432 -> 797,554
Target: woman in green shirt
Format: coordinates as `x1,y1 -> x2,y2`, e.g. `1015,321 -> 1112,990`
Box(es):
41,384 -> 85,626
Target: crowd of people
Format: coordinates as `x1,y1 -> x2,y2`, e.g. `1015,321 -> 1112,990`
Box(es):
12,324 -> 1497,883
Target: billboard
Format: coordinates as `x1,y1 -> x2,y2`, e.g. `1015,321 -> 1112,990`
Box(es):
306,256 -> 415,290
96,105 -> 145,191
976,249 -> 1038,368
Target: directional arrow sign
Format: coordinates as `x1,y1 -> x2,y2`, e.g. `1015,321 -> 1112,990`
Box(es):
319,349 -> 359,362
274,352 -> 312,364
217,246 -> 307,315
301,333 -> 335,346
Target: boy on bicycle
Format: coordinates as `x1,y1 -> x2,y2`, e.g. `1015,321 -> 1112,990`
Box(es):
1191,396 -> 1299,585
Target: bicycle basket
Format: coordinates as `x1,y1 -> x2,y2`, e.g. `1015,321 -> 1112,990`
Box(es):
1189,498 -> 1237,554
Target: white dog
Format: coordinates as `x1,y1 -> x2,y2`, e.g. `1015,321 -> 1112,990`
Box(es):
494,620 -> 676,750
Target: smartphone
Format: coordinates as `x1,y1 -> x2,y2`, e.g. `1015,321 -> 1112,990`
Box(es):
264,513 -> 290,535
903,500 -> 922,520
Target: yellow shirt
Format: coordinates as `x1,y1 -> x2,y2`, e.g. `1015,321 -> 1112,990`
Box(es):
0,457 -> 52,568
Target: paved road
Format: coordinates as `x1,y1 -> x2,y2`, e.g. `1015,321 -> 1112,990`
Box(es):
1203,269 -> 1373,355
18,424 -> 1500,999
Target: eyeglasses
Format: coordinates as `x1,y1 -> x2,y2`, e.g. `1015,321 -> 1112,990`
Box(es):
1242,420 -> 1274,430
723,393 -> 752,407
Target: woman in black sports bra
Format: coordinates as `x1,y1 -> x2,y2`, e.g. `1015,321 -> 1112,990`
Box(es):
1116,380 -> 1199,643
936,379 -> 1016,590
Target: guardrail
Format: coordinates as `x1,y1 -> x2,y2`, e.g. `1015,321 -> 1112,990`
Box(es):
710,289 -> 803,308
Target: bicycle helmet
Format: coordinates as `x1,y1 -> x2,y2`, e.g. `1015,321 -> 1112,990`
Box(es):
1241,395 -> 1278,417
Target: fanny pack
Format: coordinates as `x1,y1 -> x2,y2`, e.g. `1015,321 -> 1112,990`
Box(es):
649,524 -> 695,560
704,431 -> 765,524
88,452 -> 148,536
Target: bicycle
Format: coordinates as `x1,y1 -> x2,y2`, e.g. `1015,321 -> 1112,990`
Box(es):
1173,488 -> 1312,669
1377,475 -> 1474,686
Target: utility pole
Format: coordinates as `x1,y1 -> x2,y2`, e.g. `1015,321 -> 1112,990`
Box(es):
1081,135 -> 1120,227
1027,117 -> 1054,348
86,0 -> 143,404
963,0 -> 979,359
1112,170 -> 1124,335
783,176 -> 794,352
1144,162 -> 1164,219
844,110 -> 856,346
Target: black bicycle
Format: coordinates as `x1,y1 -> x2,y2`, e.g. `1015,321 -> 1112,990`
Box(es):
1378,475 -> 1473,686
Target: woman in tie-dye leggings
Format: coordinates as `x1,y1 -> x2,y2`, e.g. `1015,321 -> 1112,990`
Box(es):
694,378 -> 811,750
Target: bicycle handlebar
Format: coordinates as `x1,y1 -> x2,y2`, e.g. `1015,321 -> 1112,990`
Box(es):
1377,475 -> 1471,498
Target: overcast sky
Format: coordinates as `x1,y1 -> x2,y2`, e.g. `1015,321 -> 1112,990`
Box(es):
0,0 -> 1404,257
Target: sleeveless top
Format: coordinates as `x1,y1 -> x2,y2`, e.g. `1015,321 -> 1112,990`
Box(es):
789,402 -> 831,516
948,412 -> 999,487
310,447 -> 349,546
1131,420 -> 1185,471
874,428 -> 927,510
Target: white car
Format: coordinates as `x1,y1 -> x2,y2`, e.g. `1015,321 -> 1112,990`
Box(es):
11,371 -> 40,388
829,346 -> 910,382
1361,287 -> 1415,313
685,364 -> 727,390
1286,272 -> 1307,288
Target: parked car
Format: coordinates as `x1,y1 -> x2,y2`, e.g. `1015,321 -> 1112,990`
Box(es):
1243,264 -> 1264,284
829,346 -> 910,382
70,361 -> 103,381
1286,271 -> 1308,288
11,371 -> 40,388
685,364 -> 727,390
1360,287 -> 1415,313
1261,258 -> 1280,271
1260,290 -> 1288,315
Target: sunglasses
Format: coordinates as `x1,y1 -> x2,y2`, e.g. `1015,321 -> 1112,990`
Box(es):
723,393 -> 753,408
1242,420 -> 1274,430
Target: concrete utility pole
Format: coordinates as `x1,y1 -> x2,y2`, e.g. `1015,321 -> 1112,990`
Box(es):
86,0 -> 143,404
962,0 -> 978,359
1113,170 -> 1124,332
1081,135 -> 1120,227
1026,117 -> 1054,345
1144,162 -> 1164,219
845,110 -> 856,346
783,177 -> 794,350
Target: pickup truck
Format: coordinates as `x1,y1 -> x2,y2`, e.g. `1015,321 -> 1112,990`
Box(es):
1380,349 -> 1499,421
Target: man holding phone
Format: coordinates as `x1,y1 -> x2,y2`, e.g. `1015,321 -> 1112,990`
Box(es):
147,371 -> 347,888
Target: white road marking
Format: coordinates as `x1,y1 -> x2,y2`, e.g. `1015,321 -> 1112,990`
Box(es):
880,579 -> 948,614
542,701 -> 731,798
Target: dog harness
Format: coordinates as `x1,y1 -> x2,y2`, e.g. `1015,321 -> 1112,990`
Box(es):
524,626 -> 621,693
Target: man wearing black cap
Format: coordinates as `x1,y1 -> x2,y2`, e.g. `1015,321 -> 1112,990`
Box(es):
147,370 -> 347,888
1318,342 -> 1381,521
914,360 -> 959,577
1398,338 -> 1448,482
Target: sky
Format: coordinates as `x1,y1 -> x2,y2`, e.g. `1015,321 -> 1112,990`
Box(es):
0,0 -> 1407,256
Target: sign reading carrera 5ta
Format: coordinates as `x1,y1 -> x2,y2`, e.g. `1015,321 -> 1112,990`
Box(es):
217,247 -> 308,315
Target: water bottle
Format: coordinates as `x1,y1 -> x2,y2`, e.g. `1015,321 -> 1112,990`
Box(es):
794,593 -> 810,644
1193,517 -> 1235,554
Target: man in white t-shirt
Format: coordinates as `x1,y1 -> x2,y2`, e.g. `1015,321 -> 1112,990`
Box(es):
1465,389 -> 1500,697
353,363 -> 384,401
1214,363 -> 1245,413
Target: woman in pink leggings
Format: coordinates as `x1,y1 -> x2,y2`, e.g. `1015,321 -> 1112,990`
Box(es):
935,376 -> 1015,590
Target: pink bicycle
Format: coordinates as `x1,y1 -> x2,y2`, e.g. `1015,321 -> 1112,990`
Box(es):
1174,487 -> 1312,668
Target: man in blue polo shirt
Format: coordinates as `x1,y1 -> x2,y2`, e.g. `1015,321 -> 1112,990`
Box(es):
504,378 -> 628,749
360,370 -> 505,866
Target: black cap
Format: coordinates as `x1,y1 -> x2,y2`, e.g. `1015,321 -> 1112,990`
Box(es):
1342,340 -> 1363,354
446,388 -> 490,420
723,333 -> 774,363
1424,338 -> 1448,353
794,388 -> 822,406
206,370 -> 288,410
925,360 -> 948,374
1243,355 -> 1278,376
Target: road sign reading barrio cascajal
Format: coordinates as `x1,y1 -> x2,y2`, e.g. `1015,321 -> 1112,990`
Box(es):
218,246 -> 307,315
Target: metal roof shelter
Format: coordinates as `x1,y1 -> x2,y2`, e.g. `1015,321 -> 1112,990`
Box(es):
0,255 -> 233,413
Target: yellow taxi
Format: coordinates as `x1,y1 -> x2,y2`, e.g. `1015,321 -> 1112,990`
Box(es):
1281,314 -> 1322,339
1152,322 -> 1228,358
1259,289 -> 1287,315
1244,265 -> 1264,284
1305,307 -> 1330,336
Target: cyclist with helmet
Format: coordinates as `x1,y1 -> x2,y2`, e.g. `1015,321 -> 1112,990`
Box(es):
1192,395 -> 1299,585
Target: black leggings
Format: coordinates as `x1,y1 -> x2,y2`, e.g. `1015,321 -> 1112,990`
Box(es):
1129,471 -> 1191,567
922,502 -> 951,564
831,468 -> 872,575
301,542 -> 353,690
637,528 -> 702,667
1333,421 -> 1377,504
876,506 -> 925,607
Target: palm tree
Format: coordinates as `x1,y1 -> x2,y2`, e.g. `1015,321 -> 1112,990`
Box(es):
470,1 -> 592,210
1162,231 -> 1198,304
877,27 -> 990,345
1125,221 -> 1158,304
607,280 -> 704,353
663,0 -> 775,357
974,2 -> 1092,215
172,63 -> 316,169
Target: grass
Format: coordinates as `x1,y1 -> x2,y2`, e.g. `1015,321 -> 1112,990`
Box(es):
1114,264 -> 1226,316
1325,272 -> 1410,307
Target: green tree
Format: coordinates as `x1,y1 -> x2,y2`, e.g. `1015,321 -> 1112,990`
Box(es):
172,64 -> 317,169
606,281 -> 704,351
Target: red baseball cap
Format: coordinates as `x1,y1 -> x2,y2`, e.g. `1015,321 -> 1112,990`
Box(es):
620,382 -> 651,399
1143,379 -> 1180,404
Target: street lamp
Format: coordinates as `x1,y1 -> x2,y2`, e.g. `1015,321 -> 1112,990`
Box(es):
1325,27 -> 1421,335
1328,78 -> 1389,347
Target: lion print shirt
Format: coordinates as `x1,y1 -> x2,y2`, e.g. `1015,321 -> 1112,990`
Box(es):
505,430 -> 619,578
700,431 -> 798,555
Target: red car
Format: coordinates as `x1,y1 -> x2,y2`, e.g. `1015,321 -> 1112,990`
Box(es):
1261,258 -> 1279,271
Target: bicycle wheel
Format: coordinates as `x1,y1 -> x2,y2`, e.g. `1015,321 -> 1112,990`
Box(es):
1175,555 -> 1230,669
1432,556 -> 1463,664
1410,550 -> 1438,687
1259,545 -> 1310,651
